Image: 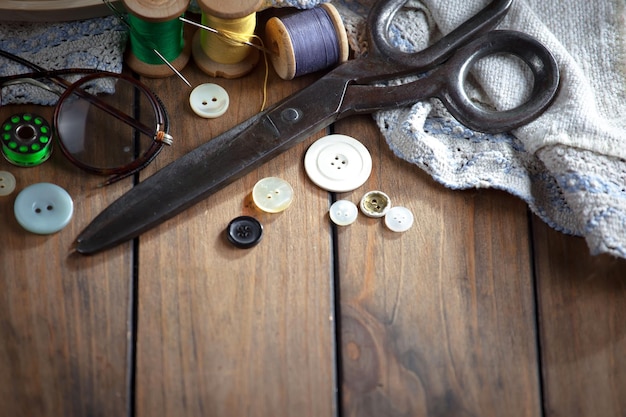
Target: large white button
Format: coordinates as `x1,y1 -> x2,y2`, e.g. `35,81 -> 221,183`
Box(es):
304,134 -> 372,192
0,171 -> 16,196
359,190 -> 391,218
329,199 -> 358,226
252,177 -> 294,213
189,83 -> 229,118
384,206 -> 414,232
14,182 -> 74,234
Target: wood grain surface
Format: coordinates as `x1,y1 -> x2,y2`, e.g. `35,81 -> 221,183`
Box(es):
0,105 -> 133,416
533,223 -> 626,417
1,24 -> 626,417
333,116 -> 541,417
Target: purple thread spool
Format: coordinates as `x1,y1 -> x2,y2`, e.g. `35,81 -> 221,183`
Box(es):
265,3 -> 349,80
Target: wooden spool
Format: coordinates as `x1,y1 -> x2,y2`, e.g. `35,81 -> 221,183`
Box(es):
192,0 -> 263,79
122,0 -> 192,78
264,3 -> 349,80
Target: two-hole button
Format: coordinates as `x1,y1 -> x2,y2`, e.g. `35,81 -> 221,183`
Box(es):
14,183 -> 73,234
252,177 -> 294,213
189,83 -> 229,118
0,171 -> 16,196
329,200 -> 358,226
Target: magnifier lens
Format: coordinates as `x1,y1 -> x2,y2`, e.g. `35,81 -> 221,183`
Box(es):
56,75 -> 158,171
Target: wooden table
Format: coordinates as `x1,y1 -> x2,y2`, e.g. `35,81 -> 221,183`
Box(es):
1,44 -> 625,417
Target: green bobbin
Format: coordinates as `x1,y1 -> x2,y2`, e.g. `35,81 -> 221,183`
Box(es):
1,113 -> 53,167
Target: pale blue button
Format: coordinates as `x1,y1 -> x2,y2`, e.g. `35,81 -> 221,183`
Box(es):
14,183 -> 74,234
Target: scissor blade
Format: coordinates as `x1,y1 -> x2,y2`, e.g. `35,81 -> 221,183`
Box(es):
76,77 -> 349,254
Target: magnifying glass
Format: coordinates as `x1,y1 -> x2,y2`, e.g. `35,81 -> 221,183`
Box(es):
1,51 -> 172,185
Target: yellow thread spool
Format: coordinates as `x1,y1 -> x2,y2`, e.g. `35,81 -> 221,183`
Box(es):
192,0 -> 263,78
201,13 -> 256,64
123,0 -> 192,78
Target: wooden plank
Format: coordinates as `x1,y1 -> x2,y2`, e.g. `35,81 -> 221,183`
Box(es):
0,104 -> 132,416
532,220 -> 626,417
134,65 -> 336,416
334,116 -> 541,416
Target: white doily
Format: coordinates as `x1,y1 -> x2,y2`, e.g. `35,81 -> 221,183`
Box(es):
0,16 -> 127,105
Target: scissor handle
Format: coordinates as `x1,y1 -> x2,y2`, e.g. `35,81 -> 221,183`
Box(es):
367,0 -> 514,73
437,30 -> 559,133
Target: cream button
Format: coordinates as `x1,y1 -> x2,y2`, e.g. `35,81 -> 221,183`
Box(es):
385,206 -> 414,232
0,171 -> 16,196
359,190 -> 391,218
252,177 -> 294,213
189,83 -> 229,118
304,134 -> 372,192
14,183 -> 73,234
329,200 -> 358,226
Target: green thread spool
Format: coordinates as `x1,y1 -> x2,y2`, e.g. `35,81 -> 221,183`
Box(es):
121,0 -> 191,78
127,14 -> 185,65
1,113 -> 53,167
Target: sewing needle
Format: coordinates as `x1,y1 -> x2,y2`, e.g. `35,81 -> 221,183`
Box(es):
151,48 -> 192,88
179,17 -> 273,55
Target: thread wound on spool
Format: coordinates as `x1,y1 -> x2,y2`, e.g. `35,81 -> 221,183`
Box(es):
191,11 -> 261,79
265,4 -> 349,80
200,13 -> 256,64
114,0 -> 192,78
1,113 -> 53,167
127,14 -> 185,65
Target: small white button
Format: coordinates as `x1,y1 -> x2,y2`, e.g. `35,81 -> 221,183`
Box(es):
189,83 -> 229,118
14,183 -> 74,234
0,171 -> 16,196
304,134 -> 372,192
329,200 -> 358,226
384,206 -> 414,232
252,177 -> 294,213
360,190 -> 391,218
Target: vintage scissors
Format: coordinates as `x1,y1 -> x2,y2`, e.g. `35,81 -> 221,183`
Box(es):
76,0 -> 559,254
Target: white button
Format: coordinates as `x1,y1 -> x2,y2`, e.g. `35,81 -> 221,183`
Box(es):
0,171 -> 16,196
252,177 -> 294,213
359,190 -> 391,218
304,134 -> 372,192
329,200 -> 358,226
384,206 -> 414,232
14,183 -> 74,234
189,83 -> 229,118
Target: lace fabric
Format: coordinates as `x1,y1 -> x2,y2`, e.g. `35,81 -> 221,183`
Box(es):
337,0 -> 626,259
0,16 -> 127,105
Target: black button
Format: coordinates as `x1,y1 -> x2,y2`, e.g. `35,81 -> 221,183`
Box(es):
226,216 -> 263,248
